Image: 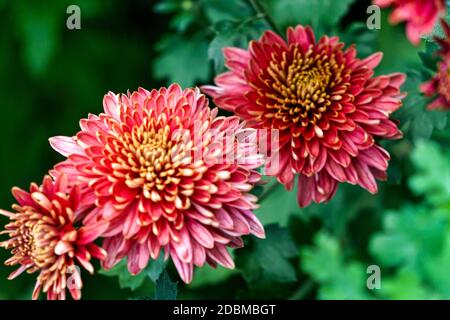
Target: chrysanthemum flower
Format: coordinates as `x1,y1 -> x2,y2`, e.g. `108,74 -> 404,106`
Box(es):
0,174 -> 106,300
202,25 -> 406,207
49,84 -> 265,283
374,0 -> 446,45
421,19 -> 450,110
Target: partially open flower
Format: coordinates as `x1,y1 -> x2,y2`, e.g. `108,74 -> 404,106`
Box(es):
0,174 -> 106,300
50,84 -> 265,283
421,19 -> 450,110
202,25 -> 406,207
374,0 -> 446,45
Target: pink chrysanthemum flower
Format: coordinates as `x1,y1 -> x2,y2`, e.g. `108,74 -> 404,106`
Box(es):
421,19 -> 450,110
202,25 -> 406,207
374,0 -> 446,45
49,84 -> 265,283
0,174 -> 106,300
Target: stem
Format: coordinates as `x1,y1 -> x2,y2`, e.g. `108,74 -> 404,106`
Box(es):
258,178 -> 280,203
246,0 -> 281,34
289,279 -> 315,300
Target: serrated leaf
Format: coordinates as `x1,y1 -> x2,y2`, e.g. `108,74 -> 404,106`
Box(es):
370,205 -> 446,267
423,233 -> 450,298
301,232 -> 341,282
379,268 -> 431,299
300,232 -> 372,299
100,260 -> 148,291
208,18 -> 267,73
154,270 -> 178,300
235,224 -> 297,284
100,254 -> 166,290
409,140 -> 450,204
254,178 -> 299,227
395,70 -> 448,141
147,253 -> 166,282
369,232 -> 417,267
203,0 -> 254,23
419,41 -> 440,70
338,22 -> 378,58
267,0 -> 356,35
190,265 -> 237,288
153,32 -> 210,87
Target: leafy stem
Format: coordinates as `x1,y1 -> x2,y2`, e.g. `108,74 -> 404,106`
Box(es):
246,0 -> 281,34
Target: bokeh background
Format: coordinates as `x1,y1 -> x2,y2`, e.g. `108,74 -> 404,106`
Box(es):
0,0 -> 449,299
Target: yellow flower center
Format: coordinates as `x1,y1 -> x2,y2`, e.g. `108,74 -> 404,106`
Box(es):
257,45 -> 347,130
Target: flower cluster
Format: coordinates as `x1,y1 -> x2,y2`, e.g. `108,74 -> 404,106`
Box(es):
50,85 -> 265,283
0,21 -> 414,299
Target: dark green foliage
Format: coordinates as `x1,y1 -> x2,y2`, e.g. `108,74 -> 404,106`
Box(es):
154,271 -> 178,300
235,224 -> 298,284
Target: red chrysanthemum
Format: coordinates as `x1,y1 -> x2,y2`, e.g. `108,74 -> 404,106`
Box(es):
202,25 -> 406,208
0,174 -> 106,300
421,19 -> 450,110
49,84 -> 265,283
374,0 -> 446,45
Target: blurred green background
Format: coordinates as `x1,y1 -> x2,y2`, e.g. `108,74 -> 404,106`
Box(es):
0,0 -> 449,299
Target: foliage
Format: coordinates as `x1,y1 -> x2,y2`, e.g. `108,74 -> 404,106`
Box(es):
0,0 -> 450,300
235,224 -> 298,284
264,0 -> 357,35
300,140 -> 450,299
154,271 -> 178,300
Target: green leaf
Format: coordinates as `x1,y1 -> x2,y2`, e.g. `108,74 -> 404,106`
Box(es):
394,70 -> 448,141
190,265 -> 237,288
153,32 -> 210,87
419,41 -> 440,70
100,260 -> 148,291
100,254 -> 167,290
409,140 -> 450,205
267,0 -> 356,35
300,232 -> 372,299
378,268 -> 432,299
301,232 -> 341,282
338,22 -> 378,58
154,270 -> 178,300
147,253 -> 166,282
235,224 -> 298,284
423,233 -> 450,298
375,11 -> 421,74
203,0 -> 254,23
304,184 -> 376,238
369,230 -> 417,267
318,262 -> 372,300
370,206 -> 446,268
208,18 -> 267,73
254,178 -> 299,227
